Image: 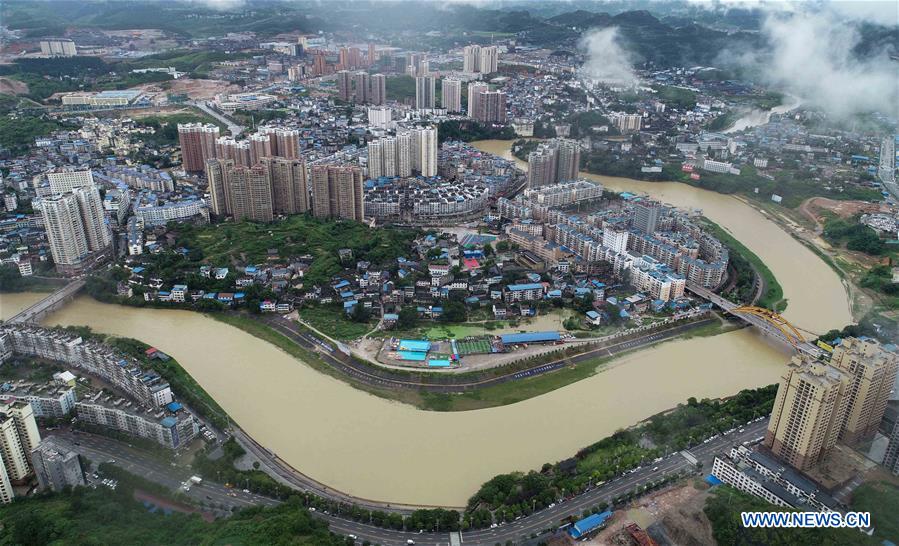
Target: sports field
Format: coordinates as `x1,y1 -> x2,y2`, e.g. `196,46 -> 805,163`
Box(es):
455,338 -> 492,355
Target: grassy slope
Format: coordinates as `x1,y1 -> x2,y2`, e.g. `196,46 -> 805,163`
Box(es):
702,218 -> 787,311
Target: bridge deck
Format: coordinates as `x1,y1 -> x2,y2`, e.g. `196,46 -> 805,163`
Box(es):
6,280 -> 86,324
686,282 -> 822,358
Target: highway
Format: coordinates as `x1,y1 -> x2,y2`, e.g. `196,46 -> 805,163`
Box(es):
191,101 -> 246,137
49,421 -> 769,545
49,429 -> 277,515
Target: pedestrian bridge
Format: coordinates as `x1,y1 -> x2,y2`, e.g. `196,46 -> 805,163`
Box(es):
4,279 -> 85,324
686,282 -> 822,358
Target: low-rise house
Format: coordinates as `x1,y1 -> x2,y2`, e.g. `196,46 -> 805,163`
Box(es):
170,284 -> 187,303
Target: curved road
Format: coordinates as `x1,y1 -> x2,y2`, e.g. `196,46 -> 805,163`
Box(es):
259,314 -> 719,393
55,421 -> 768,545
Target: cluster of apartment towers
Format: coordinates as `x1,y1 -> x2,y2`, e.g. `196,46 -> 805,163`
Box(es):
0,398 -> 75,504
178,122 -> 439,223
765,338 -> 899,472
35,170 -> 112,275
336,47 -> 505,123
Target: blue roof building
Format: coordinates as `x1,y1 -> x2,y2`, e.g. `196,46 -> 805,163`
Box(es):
507,283 -> 544,291
569,511 -> 614,539
501,331 -> 560,344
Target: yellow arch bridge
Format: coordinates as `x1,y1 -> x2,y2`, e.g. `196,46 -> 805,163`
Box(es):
683,283 -> 823,357
731,306 -> 805,346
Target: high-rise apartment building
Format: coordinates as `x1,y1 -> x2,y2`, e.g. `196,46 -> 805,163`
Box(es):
1,402 -> 41,462
368,106 -> 392,128
480,46 -> 499,74
763,339 -> 897,472
526,139 -> 580,188
40,194 -> 89,274
249,133 -> 273,166
337,70 -> 353,102
348,47 -> 363,70
764,356 -> 849,470
396,131 -> 414,177
462,45 -> 499,73
615,114 -> 643,133
47,169 -> 95,194
31,437 -> 85,492
368,137 -> 398,179
414,127 -> 438,177
231,165 -> 272,223
884,419 -> 899,476
178,123 -> 220,172
0,416 -> 29,482
259,127 -> 300,159
415,76 -> 436,110
228,164 -> 273,223
556,139 -> 581,182
407,53 -> 424,76
463,45 -> 481,73
261,157 -> 309,215
473,90 -> 507,124
215,137 -> 252,167
40,182 -> 110,276
206,158 -> 233,217
0,401 -> 39,485
633,200 -> 663,234
370,73 -> 387,105
311,165 -> 364,221
354,71 -> 370,104
0,459 -> 11,504
527,151 -> 556,189
829,337 -> 898,445
441,78 -> 462,113
205,159 -> 273,222
467,82 -> 488,117
73,185 -> 112,253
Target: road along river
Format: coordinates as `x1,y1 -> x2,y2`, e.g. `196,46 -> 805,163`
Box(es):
0,147 -> 850,507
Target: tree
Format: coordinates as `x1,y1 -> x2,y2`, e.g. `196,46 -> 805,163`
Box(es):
351,303 -> 370,323
440,301 -> 467,323
397,306 -> 418,330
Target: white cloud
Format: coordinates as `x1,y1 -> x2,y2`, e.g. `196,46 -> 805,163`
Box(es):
578,27 -> 640,86
741,10 -> 899,119
189,0 -> 246,10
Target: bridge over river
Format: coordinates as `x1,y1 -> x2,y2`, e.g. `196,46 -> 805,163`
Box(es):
687,282 -> 823,358
4,279 -> 86,324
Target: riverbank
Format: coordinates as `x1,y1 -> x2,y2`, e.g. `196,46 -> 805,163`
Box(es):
32,295 -> 789,506
218,311 -> 732,412
700,219 -> 786,311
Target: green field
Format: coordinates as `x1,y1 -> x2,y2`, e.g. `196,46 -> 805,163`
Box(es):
850,481 -> 899,542
456,338 -> 492,355
298,306 -> 374,341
